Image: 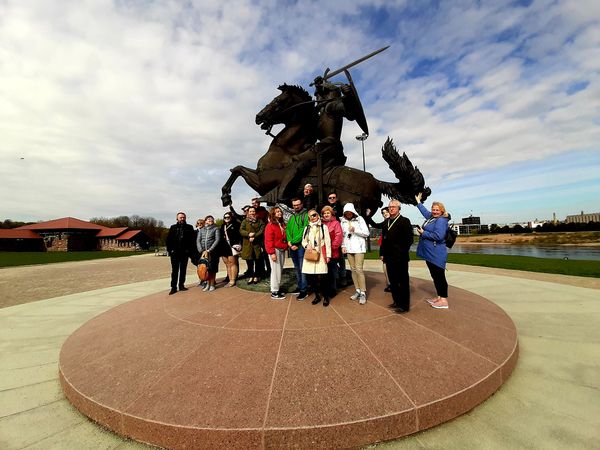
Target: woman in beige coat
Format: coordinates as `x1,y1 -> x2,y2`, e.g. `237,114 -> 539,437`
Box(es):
301,209 -> 332,306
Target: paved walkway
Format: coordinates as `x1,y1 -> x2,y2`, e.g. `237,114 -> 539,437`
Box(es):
1,259 -> 599,449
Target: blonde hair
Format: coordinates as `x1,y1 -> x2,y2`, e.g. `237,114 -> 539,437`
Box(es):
196,218 -> 205,228
432,201 -> 449,218
321,205 -> 334,215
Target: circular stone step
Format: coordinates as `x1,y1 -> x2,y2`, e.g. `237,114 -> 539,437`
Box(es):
59,273 -> 518,449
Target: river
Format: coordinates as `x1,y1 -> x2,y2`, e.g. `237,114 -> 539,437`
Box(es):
369,242 -> 600,261
415,243 -> 600,261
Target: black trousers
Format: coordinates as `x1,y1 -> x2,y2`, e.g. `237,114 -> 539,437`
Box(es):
426,261 -> 448,298
386,259 -> 410,311
170,254 -> 189,289
306,273 -> 330,299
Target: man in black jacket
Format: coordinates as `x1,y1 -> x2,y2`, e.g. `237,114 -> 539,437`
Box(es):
166,212 -> 196,295
380,200 -> 414,312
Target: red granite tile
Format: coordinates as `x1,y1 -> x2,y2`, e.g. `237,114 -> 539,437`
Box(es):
265,326 -> 415,428
125,328 -> 281,429
501,340 -> 519,383
416,368 -> 503,430
59,370 -> 123,434
61,318 -> 218,410
406,300 -> 517,365
329,289 -> 396,325
352,316 -> 499,406
264,411 -> 417,449
224,295 -> 288,330
121,418 -> 262,450
284,297 -> 346,330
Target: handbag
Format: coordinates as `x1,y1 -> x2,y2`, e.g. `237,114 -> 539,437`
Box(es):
197,257 -> 210,281
304,248 -> 320,262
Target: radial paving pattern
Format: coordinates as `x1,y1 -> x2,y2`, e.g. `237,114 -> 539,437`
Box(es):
59,273 -> 518,449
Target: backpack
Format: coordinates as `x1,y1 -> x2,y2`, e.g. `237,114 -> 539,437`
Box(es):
445,226 -> 457,248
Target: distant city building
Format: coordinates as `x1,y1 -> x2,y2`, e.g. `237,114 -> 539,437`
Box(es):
457,215 -> 484,235
565,211 -> 600,224
462,216 -> 481,225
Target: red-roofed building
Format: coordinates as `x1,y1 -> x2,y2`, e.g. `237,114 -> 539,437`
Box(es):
0,217 -> 152,252
0,229 -> 45,251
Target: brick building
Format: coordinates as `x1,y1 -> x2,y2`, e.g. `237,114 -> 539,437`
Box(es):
0,217 -> 151,252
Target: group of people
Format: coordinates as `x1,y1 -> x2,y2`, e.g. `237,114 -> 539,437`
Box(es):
166,185 -> 451,311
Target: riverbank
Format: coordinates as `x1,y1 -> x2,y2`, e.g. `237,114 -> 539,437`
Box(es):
456,231 -> 600,246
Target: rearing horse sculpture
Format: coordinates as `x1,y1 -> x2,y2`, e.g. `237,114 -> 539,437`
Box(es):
221,84 -> 430,212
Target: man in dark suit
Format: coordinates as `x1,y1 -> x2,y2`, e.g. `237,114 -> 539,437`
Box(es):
380,200 -> 414,312
166,211 -> 196,295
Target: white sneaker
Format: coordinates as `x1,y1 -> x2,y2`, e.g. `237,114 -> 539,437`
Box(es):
359,292 -> 367,305
202,285 -> 209,292
350,290 -> 360,301
208,285 -> 215,292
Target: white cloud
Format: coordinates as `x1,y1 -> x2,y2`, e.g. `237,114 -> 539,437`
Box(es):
0,0 -> 598,227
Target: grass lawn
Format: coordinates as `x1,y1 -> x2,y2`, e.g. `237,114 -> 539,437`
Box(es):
0,251 -> 151,268
364,251 -> 600,278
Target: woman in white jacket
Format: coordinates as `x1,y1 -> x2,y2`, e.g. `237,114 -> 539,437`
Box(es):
341,203 -> 370,304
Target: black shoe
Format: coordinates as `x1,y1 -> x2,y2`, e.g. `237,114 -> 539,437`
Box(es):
271,292 -> 286,300
384,285 -> 392,292
169,288 -> 177,295
247,279 -> 255,285
179,286 -> 188,291
311,295 -> 322,305
323,298 -> 330,307
388,303 -> 399,308
297,291 -> 308,301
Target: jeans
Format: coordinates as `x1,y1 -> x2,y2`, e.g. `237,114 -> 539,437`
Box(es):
290,246 -> 307,292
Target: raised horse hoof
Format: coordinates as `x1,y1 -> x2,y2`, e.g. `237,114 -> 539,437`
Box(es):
221,193 -> 232,207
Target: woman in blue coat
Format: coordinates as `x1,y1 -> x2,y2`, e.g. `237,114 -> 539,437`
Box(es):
415,193 -> 450,309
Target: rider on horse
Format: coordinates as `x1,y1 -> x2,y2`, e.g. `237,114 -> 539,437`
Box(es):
277,76 -> 364,202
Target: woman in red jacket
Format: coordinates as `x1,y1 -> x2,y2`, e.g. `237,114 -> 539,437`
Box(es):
321,206 -> 343,303
265,206 -> 288,300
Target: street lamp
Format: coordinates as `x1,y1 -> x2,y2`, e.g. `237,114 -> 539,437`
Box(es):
355,132 -> 370,251
355,133 -> 368,172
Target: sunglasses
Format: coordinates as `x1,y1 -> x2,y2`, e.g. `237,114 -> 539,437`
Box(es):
310,213 -> 318,218
224,216 -> 231,220
328,196 -> 336,199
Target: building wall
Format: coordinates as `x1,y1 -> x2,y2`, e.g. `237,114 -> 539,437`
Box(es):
99,239 -> 141,251
565,212 -> 600,223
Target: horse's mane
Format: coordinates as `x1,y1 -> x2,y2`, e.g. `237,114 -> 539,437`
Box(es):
277,84 -> 312,102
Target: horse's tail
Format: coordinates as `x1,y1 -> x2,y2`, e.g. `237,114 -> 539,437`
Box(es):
378,137 -> 431,204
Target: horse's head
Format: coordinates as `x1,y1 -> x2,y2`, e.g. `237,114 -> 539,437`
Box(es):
256,84 -> 313,131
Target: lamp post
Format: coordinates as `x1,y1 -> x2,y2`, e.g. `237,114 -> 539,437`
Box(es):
355,132 -> 370,251
355,132 -> 368,172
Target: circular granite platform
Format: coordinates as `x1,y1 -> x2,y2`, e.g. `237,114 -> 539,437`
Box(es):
59,273 -> 518,449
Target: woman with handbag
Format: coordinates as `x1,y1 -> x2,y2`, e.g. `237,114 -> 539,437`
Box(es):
341,203 -> 370,304
240,207 -> 265,284
264,207 -> 288,300
301,209 -> 332,306
196,215 -> 221,292
218,212 -> 242,287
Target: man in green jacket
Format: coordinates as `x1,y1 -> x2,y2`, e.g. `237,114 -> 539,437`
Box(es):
286,198 -> 309,300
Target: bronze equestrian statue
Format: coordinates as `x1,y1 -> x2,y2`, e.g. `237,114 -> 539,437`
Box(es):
221,48 -> 431,212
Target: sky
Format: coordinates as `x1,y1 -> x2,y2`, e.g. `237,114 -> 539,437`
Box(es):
1,0 -> 599,227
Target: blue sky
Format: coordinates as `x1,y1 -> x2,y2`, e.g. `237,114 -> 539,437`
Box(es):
1,0 -> 598,226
